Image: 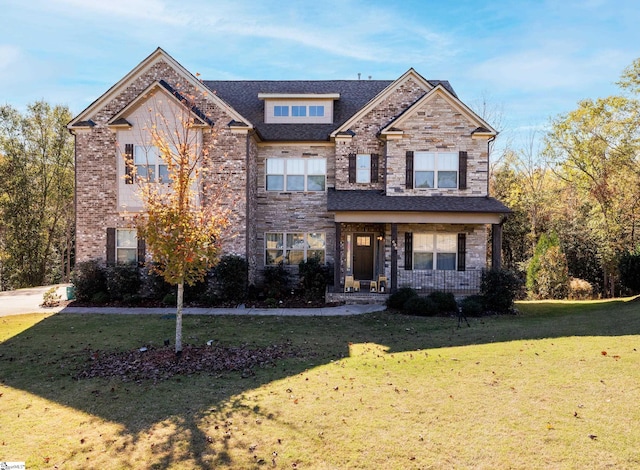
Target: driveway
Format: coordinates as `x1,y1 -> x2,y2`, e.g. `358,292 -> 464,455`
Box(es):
0,284 -> 70,316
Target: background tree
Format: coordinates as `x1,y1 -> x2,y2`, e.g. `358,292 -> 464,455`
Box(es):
132,90 -> 230,355
0,102 -> 74,289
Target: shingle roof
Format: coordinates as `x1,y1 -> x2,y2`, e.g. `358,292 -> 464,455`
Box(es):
327,189 -> 511,214
203,79 -> 455,141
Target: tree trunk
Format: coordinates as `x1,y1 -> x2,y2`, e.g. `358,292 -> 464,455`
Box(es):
176,282 -> 184,355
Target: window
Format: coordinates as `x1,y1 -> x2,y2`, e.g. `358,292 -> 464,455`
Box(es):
266,158 -> 326,192
414,152 -> 458,189
135,146 -> 169,183
274,106 -> 289,117
413,233 -> 457,270
116,229 -> 137,264
356,154 -> 371,183
309,105 -> 324,117
265,232 -> 326,265
292,105 -> 306,117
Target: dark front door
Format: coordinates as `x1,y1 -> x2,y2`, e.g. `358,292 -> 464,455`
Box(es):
353,234 -> 374,280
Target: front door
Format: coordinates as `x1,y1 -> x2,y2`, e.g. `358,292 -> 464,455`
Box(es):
353,234 -> 374,280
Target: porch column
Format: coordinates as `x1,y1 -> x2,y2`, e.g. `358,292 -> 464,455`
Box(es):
391,223 -> 398,292
491,222 -> 503,270
334,222 -> 342,288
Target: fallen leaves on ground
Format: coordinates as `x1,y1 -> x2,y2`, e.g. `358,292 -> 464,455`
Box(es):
75,342 -> 300,382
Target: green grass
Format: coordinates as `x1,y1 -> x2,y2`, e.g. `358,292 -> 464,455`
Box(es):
1,298 -> 640,468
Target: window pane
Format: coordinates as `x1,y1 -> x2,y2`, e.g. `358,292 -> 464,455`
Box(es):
266,175 -> 284,191
415,171 -> 434,188
414,152 -> 435,170
287,233 -> 305,250
414,252 -> 433,270
438,153 -> 458,170
309,106 -> 324,117
436,234 -> 457,252
308,232 -> 326,249
287,159 -> 305,174
356,154 -> 370,169
266,233 -> 283,249
307,159 -> 326,175
356,169 -> 370,184
274,106 -> 289,117
117,248 -> 137,265
266,250 -> 283,265
292,106 -> 306,117
267,159 -> 284,174
356,236 -> 371,247
287,175 -> 305,191
414,233 -> 433,251
438,171 -> 457,188
287,250 -> 304,265
437,253 -> 456,270
117,229 -> 137,248
307,175 -> 325,191
307,250 -> 325,263
135,164 -> 149,181
134,146 -> 158,164
158,165 -> 170,183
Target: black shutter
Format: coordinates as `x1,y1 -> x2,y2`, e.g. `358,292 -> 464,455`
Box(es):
406,151 -> 414,189
124,144 -> 134,184
458,151 -> 468,190
137,236 -> 146,265
371,153 -> 379,183
348,153 -> 356,183
404,232 -> 413,270
457,233 -> 466,271
106,228 -> 116,265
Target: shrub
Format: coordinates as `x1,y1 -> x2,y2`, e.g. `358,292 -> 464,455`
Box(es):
140,263 -> 173,301
460,295 -> 485,317
72,260 -> 108,302
41,286 -> 61,307
262,263 -> 291,299
481,269 -> 522,313
427,291 -> 457,313
298,257 -> 332,301
90,291 -> 109,304
619,250 -> 640,294
403,296 -> 439,316
213,254 -> 248,303
105,264 -> 141,301
386,287 -> 418,310
527,232 -> 569,299
568,278 -> 593,300
162,292 -> 177,306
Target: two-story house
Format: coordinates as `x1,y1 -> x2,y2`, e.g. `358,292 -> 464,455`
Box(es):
68,48 -> 509,300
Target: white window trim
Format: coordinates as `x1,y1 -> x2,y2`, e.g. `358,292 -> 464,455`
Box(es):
134,145 -> 170,184
266,158 -> 326,192
356,154 -> 371,184
413,233 -> 457,271
264,232 -> 326,266
414,151 -> 458,189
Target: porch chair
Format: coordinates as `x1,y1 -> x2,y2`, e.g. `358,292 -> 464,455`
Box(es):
377,275 -> 388,293
344,275 -> 354,293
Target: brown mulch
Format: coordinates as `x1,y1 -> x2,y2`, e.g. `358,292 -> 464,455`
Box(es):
76,342 -> 302,383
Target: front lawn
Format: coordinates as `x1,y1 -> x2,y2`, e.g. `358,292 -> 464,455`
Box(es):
1,298 -> 639,468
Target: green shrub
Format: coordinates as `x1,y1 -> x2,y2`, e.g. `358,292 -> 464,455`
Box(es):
481,269 -> 522,313
162,292 -> 177,306
619,250 -> 640,294
90,291 -> 109,304
298,257 -> 332,301
213,254 -> 248,303
386,287 -> 418,310
262,263 -> 291,299
460,295 -> 485,317
427,291 -> 457,313
105,264 -> 141,301
403,296 -> 439,316
72,260 -> 108,302
140,263 -> 173,301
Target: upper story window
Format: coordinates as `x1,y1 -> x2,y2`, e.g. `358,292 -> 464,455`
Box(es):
356,154 -> 371,183
348,153 -> 379,184
414,152 -> 458,189
266,158 -> 326,192
292,106 -> 306,117
309,105 -> 324,117
274,106 -> 289,117
134,145 -> 170,183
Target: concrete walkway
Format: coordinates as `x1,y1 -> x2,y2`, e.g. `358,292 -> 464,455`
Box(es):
0,285 -> 385,317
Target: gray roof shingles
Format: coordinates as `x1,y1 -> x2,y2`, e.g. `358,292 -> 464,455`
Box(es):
327,189 -> 511,214
203,79 -> 455,141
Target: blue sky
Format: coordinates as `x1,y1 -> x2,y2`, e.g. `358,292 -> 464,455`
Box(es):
1,0 -> 639,152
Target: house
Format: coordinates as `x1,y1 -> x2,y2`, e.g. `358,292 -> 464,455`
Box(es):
68,47 -> 510,300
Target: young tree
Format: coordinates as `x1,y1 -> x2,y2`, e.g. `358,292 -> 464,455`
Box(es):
131,90 -> 230,355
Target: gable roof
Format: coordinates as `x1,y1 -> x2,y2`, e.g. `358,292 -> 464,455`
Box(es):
327,189 -> 511,214
380,84 -> 497,137
68,48 -> 250,131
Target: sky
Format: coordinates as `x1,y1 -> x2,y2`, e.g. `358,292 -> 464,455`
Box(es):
1,0 -> 639,153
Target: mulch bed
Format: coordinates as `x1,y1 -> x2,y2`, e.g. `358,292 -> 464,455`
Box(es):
76,342 -> 302,383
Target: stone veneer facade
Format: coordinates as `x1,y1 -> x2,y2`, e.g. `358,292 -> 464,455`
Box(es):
71,50 -> 506,295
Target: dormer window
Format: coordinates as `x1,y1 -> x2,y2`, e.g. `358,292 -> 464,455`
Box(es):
259,93 -> 338,124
